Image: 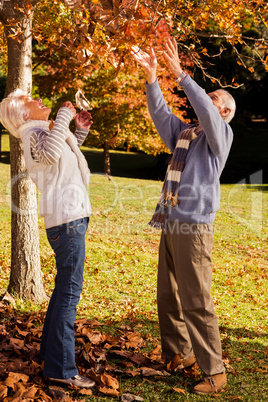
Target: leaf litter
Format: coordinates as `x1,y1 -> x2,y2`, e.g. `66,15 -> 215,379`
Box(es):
0,302 -> 200,401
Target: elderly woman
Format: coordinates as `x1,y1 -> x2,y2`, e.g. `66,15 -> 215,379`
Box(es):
0,90 -> 95,389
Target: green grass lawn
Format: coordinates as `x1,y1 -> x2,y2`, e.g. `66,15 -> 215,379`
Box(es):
0,133 -> 267,401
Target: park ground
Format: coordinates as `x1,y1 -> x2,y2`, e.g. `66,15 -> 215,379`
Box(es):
0,130 -> 267,401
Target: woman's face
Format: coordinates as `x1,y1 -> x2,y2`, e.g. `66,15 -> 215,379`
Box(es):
23,96 -> 51,121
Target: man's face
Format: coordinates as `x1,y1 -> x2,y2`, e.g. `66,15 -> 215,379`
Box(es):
208,90 -> 230,120
22,96 -> 51,121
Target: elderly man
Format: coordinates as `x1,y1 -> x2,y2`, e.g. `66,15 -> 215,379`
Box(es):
132,38 -> 235,394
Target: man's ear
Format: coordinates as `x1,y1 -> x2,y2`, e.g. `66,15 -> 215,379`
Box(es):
221,108 -> 231,118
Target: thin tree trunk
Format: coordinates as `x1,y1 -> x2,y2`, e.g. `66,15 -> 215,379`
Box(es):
103,141 -> 111,175
103,127 -> 119,175
0,124 -> 2,161
1,1 -> 46,302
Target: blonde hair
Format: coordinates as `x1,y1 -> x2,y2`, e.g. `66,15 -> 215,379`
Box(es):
0,89 -> 30,138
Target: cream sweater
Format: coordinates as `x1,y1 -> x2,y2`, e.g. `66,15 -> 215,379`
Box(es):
19,107 -> 91,229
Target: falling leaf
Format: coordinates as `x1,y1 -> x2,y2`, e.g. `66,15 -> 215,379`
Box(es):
75,89 -> 91,111
49,119 -> 54,130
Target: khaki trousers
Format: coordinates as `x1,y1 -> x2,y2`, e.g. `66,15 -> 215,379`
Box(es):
157,222 -> 225,377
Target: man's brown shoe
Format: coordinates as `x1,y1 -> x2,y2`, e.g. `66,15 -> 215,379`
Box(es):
181,355 -> 196,369
167,354 -> 196,371
48,374 -> 95,389
193,373 -> 227,394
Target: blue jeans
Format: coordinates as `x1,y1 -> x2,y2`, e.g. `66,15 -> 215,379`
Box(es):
40,217 -> 89,379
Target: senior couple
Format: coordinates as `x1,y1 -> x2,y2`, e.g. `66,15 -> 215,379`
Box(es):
0,38 -> 235,395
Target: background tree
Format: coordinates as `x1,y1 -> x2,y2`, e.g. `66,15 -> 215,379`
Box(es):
0,74 -> 7,161
0,23 -> 7,161
40,64 -> 190,173
0,0 -> 46,302
0,0 -> 267,302
32,0 -> 267,86
32,0 -> 268,126
30,0 -> 267,177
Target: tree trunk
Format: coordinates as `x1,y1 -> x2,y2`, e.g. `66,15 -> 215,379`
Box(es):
103,128 -> 119,175
0,124 -> 2,161
103,141 -> 111,175
8,134 -> 46,302
1,1 -> 46,302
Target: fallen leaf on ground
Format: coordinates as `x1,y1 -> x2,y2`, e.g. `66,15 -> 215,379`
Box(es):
121,393 -> 144,401
98,386 -> 120,397
78,388 -> 93,395
173,387 -> 186,394
141,368 -> 170,377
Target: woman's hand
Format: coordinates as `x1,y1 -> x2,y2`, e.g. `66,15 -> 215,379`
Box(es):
131,46 -> 157,84
62,101 -> 76,118
163,37 -> 183,78
75,110 -> 93,130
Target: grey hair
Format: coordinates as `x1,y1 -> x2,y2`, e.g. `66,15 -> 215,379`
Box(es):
217,89 -> 236,123
0,89 -> 30,138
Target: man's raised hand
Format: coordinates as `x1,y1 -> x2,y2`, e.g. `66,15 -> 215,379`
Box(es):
163,37 -> 183,79
131,46 -> 157,84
